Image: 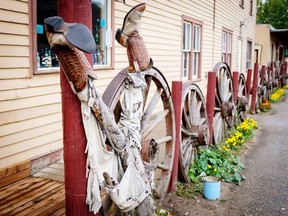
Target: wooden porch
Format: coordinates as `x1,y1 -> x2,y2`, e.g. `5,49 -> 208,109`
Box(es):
0,160 -> 65,216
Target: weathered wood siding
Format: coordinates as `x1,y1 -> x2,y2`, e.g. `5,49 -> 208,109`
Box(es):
0,0 -> 256,170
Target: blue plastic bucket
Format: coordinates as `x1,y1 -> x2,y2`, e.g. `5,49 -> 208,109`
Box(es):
203,176 -> 221,200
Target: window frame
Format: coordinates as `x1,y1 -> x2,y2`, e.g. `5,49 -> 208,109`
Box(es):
249,0 -> 253,16
246,39 -> 253,69
30,0 -> 115,75
222,28 -> 233,68
239,0 -> 244,9
181,15 -> 203,81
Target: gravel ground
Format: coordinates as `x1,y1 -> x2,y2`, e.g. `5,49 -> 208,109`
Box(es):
161,95 -> 288,216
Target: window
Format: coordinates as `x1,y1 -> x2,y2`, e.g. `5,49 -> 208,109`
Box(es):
36,0 -> 59,71
182,22 -> 191,78
250,0 -> 253,15
239,0 -> 244,8
34,0 -> 112,74
246,40 -> 252,69
222,29 -> 232,67
92,0 -> 112,67
182,16 -> 202,80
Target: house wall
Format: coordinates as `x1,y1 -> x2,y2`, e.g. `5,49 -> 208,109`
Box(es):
0,0 -> 63,169
255,24 -> 271,65
0,0 -> 256,170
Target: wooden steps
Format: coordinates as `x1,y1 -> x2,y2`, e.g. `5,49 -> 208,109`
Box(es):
0,177 -> 65,216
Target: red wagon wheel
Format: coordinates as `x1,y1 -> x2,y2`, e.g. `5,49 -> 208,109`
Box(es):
236,73 -> 248,123
178,82 -> 210,182
102,67 -> 176,200
213,62 -> 235,144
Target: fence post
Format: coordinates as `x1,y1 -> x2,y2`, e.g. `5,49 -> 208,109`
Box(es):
232,71 -> 239,104
58,1 -> 95,215
206,72 -> 216,145
250,63 -> 259,114
169,81 -> 183,192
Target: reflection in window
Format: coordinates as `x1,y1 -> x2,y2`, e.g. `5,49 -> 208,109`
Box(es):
37,0 -> 59,69
36,0 -> 112,71
92,0 -> 111,66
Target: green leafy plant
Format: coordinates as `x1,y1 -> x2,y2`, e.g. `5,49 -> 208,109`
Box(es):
188,118 -> 258,185
175,181 -> 203,199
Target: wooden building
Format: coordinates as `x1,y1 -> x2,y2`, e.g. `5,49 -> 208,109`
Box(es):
255,24 -> 288,65
0,0 -> 256,179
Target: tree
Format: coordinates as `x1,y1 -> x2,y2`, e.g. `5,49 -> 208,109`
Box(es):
257,0 -> 288,29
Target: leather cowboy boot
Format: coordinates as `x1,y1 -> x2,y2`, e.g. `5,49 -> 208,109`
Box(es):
44,16 -> 97,92
115,3 -> 146,47
126,30 -> 153,72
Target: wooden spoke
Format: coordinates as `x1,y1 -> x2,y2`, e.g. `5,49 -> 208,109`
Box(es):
141,88 -> 163,129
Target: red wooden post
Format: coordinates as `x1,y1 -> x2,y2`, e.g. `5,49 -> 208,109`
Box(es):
232,71 -> 239,104
261,65 -> 266,86
206,72 -> 216,145
169,81 -> 182,192
58,1 -> 95,215
250,63 -> 259,114
246,68 -> 252,112
246,68 -> 252,97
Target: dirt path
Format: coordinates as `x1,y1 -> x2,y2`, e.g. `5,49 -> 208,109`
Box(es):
161,96 -> 288,216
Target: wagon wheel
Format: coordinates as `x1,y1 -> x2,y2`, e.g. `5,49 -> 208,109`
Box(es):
256,71 -> 266,113
213,62 -> 235,144
178,83 -> 210,182
102,67 -> 175,201
236,73 -> 248,124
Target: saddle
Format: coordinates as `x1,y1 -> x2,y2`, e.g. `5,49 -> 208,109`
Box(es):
44,16 -> 96,54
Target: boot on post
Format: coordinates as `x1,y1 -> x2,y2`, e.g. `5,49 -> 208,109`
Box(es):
115,3 -> 146,47
44,16 -> 97,92
116,3 -> 153,72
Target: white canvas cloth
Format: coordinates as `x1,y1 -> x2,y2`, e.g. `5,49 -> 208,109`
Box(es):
77,85 -> 120,214
74,71 -> 152,214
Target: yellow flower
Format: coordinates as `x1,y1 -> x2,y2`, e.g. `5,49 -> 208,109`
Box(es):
208,165 -> 212,169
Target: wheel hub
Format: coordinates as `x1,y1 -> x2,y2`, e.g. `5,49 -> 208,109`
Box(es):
221,101 -> 235,118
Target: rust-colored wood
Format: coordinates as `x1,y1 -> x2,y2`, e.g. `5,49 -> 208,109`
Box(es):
0,177 -> 65,216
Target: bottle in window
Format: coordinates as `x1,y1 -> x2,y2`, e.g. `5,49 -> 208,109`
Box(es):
42,48 -> 52,67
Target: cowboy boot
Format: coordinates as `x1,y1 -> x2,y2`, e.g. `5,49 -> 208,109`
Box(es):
126,30 -> 153,72
115,3 -> 146,47
45,22 -> 97,92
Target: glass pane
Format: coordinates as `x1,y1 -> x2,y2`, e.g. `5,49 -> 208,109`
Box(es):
227,33 -> 232,53
193,53 -> 198,77
222,32 -> 226,53
92,0 -> 109,65
193,25 -> 200,51
285,48 -> 288,56
183,22 -> 191,51
183,52 -> 189,77
37,0 -> 59,69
